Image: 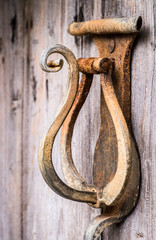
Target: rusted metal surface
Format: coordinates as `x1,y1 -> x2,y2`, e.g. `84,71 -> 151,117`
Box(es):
77,57 -> 113,74
47,59 -> 64,71
84,214 -> 122,240
93,34 -> 137,190
40,46 -> 64,72
68,17 -> 142,36
61,61 -> 133,208
39,44 -> 97,204
99,72 -> 132,206
108,39 -> 115,53
90,28 -> 140,239
39,17 -> 142,240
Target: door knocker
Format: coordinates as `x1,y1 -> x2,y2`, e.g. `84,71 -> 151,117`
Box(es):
39,17 -> 142,239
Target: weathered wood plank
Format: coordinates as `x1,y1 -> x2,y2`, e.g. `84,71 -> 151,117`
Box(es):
0,0 -> 24,239
102,0 -> 156,239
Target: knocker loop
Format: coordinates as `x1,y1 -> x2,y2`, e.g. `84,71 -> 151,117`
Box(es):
39,17 -> 142,240
39,44 -> 97,204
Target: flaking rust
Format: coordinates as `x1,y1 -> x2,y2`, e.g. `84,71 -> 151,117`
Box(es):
39,17 -> 142,240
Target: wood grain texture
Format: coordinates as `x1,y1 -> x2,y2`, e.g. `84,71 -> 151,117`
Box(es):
0,1 -> 24,239
0,0 -> 156,240
101,1 -> 156,240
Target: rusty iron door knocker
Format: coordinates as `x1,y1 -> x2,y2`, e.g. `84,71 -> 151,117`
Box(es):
39,17 -> 142,239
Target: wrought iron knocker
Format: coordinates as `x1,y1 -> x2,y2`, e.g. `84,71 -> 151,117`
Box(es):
39,17 -> 142,239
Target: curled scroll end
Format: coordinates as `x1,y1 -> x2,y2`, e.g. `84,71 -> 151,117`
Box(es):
84,214 -> 122,240
40,47 -> 64,72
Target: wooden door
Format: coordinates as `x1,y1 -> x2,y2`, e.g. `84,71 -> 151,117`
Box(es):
0,1 -> 155,239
